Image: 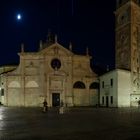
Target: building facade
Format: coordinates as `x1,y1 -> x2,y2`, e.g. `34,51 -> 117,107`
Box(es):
100,69 -> 131,107
0,39 -> 98,107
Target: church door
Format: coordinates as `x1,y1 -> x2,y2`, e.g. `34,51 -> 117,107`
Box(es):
52,93 -> 60,107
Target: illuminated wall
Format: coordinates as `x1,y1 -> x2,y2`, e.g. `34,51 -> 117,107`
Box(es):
100,69 -> 131,107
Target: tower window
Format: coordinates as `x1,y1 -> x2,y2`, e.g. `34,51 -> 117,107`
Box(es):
121,35 -> 125,43
137,67 -> 139,72
1,89 -> 4,96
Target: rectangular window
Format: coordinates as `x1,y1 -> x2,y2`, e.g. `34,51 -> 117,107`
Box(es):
102,96 -> 104,104
102,81 -> 104,88
111,78 -> 113,87
1,89 -> 4,96
137,67 -> 139,73
111,96 -> 113,104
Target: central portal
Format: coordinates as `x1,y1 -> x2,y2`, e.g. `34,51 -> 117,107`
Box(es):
52,93 -> 60,107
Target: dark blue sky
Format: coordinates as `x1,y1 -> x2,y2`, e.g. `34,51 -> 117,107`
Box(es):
0,0 -> 115,70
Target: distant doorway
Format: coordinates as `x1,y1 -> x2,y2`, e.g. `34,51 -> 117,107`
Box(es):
52,93 -> 60,107
106,96 -> 109,107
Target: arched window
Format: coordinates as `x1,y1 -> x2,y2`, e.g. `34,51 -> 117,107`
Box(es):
26,81 -> 39,88
73,81 -> 86,89
89,82 -> 99,89
8,81 -> 20,88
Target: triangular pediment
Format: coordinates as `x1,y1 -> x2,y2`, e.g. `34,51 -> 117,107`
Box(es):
39,42 -> 74,56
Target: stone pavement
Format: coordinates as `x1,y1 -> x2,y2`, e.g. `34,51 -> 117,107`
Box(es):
0,107 -> 140,140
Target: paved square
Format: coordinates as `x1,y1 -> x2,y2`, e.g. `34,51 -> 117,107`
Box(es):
0,107 -> 140,140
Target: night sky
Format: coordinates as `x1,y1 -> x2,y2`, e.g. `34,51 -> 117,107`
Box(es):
0,0 -> 116,71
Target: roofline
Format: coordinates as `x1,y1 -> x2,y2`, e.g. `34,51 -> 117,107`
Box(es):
99,68 -> 130,77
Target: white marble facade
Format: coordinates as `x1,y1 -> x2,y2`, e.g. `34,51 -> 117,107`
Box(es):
0,40 -> 98,107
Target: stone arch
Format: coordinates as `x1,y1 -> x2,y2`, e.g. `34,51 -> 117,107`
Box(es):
25,81 -> 39,88
89,82 -> 99,89
8,81 -> 20,88
73,81 -> 86,89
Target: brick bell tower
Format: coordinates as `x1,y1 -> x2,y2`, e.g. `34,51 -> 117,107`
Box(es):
115,0 -> 140,92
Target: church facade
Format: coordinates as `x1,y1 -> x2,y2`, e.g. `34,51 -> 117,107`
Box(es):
0,38 -> 98,107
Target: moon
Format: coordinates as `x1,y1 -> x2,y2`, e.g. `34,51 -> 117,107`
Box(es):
17,14 -> 22,20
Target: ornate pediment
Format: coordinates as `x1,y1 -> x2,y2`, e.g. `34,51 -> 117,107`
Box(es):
39,42 -> 73,57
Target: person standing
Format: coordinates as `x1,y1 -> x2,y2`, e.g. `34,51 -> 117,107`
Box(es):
138,100 -> 140,108
59,100 -> 64,114
43,99 -> 48,112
